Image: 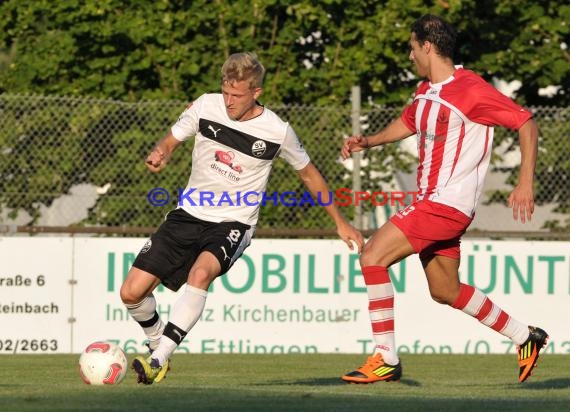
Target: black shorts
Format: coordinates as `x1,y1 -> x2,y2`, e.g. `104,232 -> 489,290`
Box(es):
133,209 -> 254,291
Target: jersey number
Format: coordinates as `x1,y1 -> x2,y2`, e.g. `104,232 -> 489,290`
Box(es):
400,205 -> 416,217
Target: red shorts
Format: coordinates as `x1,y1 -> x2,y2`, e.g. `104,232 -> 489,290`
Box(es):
390,200 -> 472,261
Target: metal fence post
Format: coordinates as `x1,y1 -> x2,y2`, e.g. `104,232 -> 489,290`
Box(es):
351,86 -> 362,230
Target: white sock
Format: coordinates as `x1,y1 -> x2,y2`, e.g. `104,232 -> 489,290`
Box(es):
152,285 -> 207,366
504,319 -> 530,346
125,294 -> 164,346
362,266 -> 399,365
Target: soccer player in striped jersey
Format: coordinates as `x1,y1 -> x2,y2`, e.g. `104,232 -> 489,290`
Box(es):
340,14 -> 547,384
121,52 -> 364,384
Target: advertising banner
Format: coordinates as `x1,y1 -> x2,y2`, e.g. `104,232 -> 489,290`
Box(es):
0,237 -> 73,354
1,237 -> 568,355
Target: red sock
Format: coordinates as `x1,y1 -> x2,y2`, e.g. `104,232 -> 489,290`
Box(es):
452,283 -> 528,344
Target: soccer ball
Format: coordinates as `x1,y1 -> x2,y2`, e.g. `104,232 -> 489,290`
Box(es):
78,341 -> 128,385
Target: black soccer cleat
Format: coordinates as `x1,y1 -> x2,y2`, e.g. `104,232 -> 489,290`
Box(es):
517,326 -> 548,383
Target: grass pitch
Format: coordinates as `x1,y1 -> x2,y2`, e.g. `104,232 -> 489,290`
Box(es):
1,354 -> 569,412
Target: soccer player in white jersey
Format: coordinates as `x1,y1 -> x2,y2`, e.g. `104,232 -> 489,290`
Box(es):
340,14 -> 547,384
120,52 -> 364,384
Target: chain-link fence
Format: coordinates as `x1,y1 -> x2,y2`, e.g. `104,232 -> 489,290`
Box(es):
0,93 -> 568,237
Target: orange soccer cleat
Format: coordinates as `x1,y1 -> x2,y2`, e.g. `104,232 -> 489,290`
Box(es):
341,353 -> 402,384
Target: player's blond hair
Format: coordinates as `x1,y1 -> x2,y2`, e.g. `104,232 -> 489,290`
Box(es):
221,52 -> 265,89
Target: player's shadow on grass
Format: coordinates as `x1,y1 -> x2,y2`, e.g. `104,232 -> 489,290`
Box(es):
519,378 -> 570,390
257,377 -> 421,387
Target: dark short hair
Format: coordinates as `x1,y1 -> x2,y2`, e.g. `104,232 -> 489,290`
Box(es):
411,14 -> 456,59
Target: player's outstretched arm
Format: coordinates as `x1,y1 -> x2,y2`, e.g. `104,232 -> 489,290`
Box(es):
296,162 -> 364,253
507,119 -> 539,223
341,117 -> 413,160
145,131 -> 183,173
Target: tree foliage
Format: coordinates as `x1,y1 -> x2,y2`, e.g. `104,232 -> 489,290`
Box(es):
1,0 -> 567,106
0,0 -> 568,230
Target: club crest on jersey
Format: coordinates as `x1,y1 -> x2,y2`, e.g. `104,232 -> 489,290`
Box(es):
252,140 -> 266,157
437,112 -> 449,124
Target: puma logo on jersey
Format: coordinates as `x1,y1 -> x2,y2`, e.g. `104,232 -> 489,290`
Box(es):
220,246 -> 231,261
208,125 -> 221,138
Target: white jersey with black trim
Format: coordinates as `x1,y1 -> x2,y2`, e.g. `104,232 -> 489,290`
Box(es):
170,93 -> 310,226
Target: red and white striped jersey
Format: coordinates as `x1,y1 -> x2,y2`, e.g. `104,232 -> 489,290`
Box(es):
401,67 -> 532,217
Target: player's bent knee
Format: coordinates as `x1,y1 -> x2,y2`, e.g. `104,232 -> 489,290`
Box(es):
188,267 -> 217,289
119,283 -> 140,305
119,286 -> 132,305
359,249 -> 381,267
